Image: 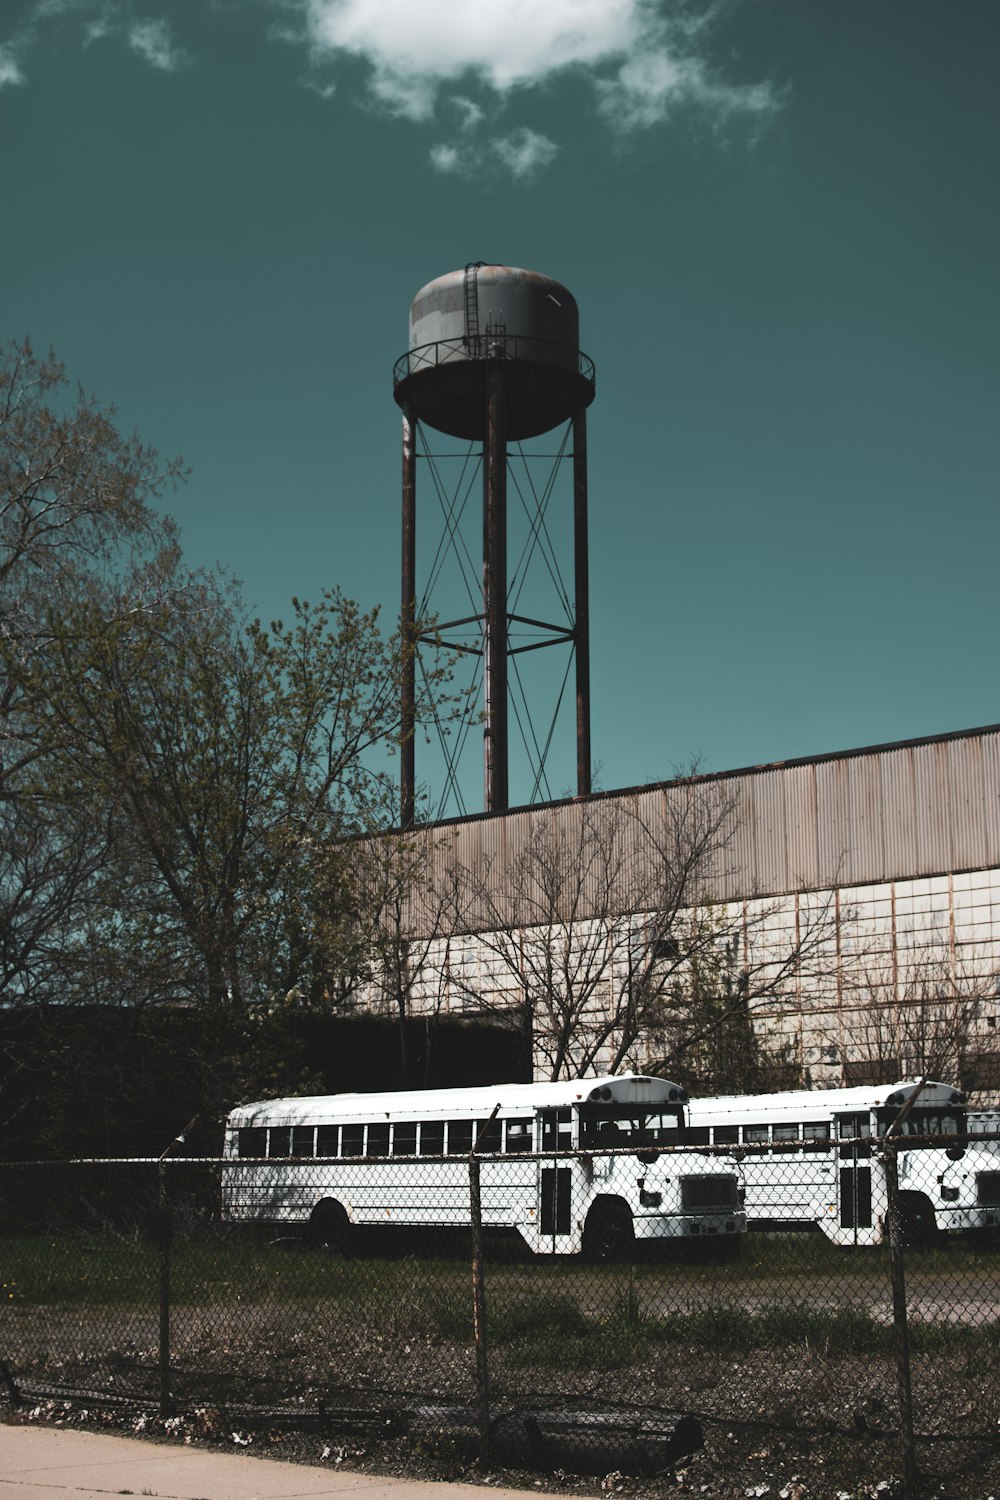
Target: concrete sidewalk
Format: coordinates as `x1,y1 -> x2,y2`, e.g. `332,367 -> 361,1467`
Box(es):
1,1426 -> 561,1500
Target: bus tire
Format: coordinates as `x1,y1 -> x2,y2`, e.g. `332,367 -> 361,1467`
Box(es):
896,1193 -> 938,1250
583,1200 -> 634,1262
309,1199 -> 351,1254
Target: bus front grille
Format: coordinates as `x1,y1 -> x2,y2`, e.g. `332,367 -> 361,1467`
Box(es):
681,1175 -> 740,1212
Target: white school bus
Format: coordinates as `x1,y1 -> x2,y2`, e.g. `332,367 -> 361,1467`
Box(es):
222,1072 -> 746,1258
686,1079 -> 1000,1246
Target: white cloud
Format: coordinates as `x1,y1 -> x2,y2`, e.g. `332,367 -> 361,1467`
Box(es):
0,44 -> 25,87
301,0 -> 776,137
429,142 -> 462,174
598,46 -> 775,131
127,16 -> 186,71
491,126 -> 559,179
429,126 -> 558,182
3,3 -> 191,77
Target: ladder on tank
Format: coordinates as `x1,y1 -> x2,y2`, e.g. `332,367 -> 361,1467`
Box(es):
464,261 -> 485,358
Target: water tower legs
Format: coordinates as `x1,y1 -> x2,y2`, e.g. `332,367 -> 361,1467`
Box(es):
574,408 -> 591,800
484,361 -> 509,814
401,403 -> 417,828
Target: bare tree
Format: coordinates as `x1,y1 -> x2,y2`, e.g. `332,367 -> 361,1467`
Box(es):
437,777 -> 842,1088
843,948 -> 999,1095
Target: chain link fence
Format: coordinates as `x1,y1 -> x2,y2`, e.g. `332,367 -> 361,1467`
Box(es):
3,1137 -> 1000,1496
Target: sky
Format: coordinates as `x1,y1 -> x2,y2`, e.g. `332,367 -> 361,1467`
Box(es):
3,0 -> 998,819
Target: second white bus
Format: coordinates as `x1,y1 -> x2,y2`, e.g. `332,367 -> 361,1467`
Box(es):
222,1073 -> 746,1258
686,1079 -> 1000,1246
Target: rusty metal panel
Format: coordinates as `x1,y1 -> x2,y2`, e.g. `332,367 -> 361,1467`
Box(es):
746,768 -> 789,895
842,752 -> 886,886
815,756 -> 854,888
912,739 -> 953,874
879,746 -> 918,880
948,733 -> 988,871
978,732 -> 1000,867
782,763 -> 820,892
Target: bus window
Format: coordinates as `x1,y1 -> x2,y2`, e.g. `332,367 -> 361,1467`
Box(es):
837,1114 -> 872,1141
772,1123 -> 799,1144
801,1121 -> 830,1151
448,1120 -> 474,1154
393,1122 -> 418,1156
476,1119 -> 502,1153
420,1122 -> 445,1156
713,1125 -> 739,1146
238,1127 -> 266,1157
743,1124 -> 769,1145
505,1119 -> 533,1153
341,1123 -> 363,1156
540,1109 -> 572,1152
684,1127 -> 711,1146
268,1127 -> 291,1157
316,1125 -> 339,1158
291,1126 -> 314,1157
367,1124 -> 389,1157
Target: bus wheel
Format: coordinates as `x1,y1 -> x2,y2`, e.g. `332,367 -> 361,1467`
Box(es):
897,1194 -> 938,1251
309,1199 -> 351,1255
583,1201 -> 634,1262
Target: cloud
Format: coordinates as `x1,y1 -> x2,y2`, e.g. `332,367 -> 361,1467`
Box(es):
597,44 -> 776,132
127,16 -> 186,71
0,44 -> 26,86
301,0 -> 777,138
3,2 -> 190,77
430,125 -> 559,182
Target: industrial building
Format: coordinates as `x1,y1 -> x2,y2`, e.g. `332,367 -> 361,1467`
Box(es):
378,722 -> 1000,1097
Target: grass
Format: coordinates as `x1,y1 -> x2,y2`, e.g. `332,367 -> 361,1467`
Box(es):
4,1229 -> 1000,1371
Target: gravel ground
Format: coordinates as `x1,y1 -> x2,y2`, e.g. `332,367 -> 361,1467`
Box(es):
6,1334 -> 1000,1500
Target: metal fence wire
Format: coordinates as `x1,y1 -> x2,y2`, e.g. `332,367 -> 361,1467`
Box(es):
3,1137 -> 1000,1496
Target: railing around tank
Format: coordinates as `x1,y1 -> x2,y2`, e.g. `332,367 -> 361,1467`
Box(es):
393,334 -> 596,391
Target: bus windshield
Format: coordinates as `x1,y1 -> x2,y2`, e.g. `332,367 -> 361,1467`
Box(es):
579,1103 -> 682,1150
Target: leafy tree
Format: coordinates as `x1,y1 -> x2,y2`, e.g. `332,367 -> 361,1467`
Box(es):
0,338 -> 183,1004
0,340 -> 451,1140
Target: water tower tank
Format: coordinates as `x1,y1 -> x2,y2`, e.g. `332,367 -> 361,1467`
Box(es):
393,264 -> 595,441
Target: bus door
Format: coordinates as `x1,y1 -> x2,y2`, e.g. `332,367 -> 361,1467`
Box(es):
538,1108 -> 575,1248
836,1112 -> 873,1239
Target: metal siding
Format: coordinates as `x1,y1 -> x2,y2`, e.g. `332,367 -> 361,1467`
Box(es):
746,769 -> 789,896
880,748 -> 918,880
912,741 -> 953,876
727,776 -> 759,902
783,763 -> 820,893
980,733 -> 1000,866
844,753 -> 886,886
945,736 -> 986,873
401,727 -> 1000,937
815,757 -> 852,888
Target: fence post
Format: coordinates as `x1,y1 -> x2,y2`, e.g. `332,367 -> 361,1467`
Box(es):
884,1137 -> 918,1499
469,1107 -> 499,1467
157,1157 -> 173,1417
156,1117 -> 195,1418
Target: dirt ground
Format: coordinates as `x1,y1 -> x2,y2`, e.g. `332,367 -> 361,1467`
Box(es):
6,1337 -> 1000,1500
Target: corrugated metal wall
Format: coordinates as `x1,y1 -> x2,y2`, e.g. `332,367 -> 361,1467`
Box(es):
411,727 -> 1000,934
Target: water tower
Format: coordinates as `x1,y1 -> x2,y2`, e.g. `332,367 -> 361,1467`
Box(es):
394,263 -> 596,825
